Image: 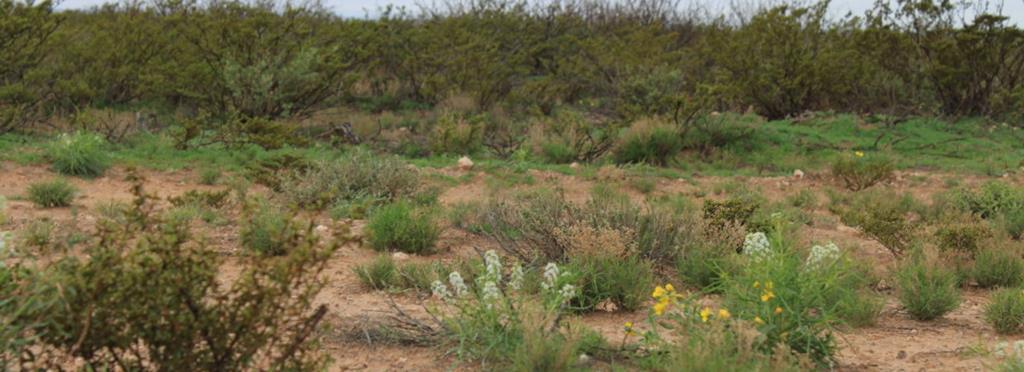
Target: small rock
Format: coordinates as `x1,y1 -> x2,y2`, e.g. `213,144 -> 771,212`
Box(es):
577,354 -> 593,366
896,350 -> 907,359
1003,173 -> 1010,178
314,225 -> 330,235
457,156 -> 474,171
793,169 -> 805,179
595,299 -> 619,312
569,162 -> 580,169
392,252 -> 410,261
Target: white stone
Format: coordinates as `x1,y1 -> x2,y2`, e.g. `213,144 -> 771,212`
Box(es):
392,252 -> 410,260
457,156 -> 474,171
793,169 -> 805,179
569,162 -> 580,169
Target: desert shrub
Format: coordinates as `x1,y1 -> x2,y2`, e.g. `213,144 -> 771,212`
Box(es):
675,220 -> 744,290
831,152 -> 894,191
934,215 -> 993,257
429,110 -> 484,155
527,109 -> 616,163
198,167 -> 222,185
396,261 -> 444,293
949,181 -> 1024,219
1000,208 -> 1024,240
21,219 -> 54,250
354,255 -> 399,290
613,120 -> 682,166
636,319 -> 808,372
366,201 -> 440,254
0,177 -> 341,369
986,288 -> 1024,334
786,189 -> 818,209
280,149 -> 419,210
482,189 -> 578,263
448,201 -> 485,233
703,198 -> 759,230
896,257 -> 961,321
240,200 -> 299,256
972,246 -> 1024,288
831,190 -> 918,257
168,189 -> 231,209
565,254 -> 653,312
27,179 -> 76,208
46,132 -> 110,178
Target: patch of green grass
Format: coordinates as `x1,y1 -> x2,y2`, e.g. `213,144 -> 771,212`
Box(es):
896,257 -> 961,321
985,288 -> 1024,334
47,132 -> 110,177
366,201 -> 440,254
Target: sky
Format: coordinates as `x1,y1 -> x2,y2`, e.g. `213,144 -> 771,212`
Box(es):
54,0 -> 1024,24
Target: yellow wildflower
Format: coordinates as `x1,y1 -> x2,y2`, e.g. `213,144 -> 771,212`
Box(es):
718,308 -> 731,319
623,322 -> 636,336
753,281 -> 760,288
652,285 -> 666,299
754,316 -> 764,325
855,151 -> 865,157
665,284 -> 675,293
761,292 -> 775,302
654,300 -> 669,316
765,281 -> 774,290
774,306 -> 784,315
700,307 -> 711,322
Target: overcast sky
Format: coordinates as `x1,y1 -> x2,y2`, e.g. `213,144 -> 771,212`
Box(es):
54,0 -> 1024,23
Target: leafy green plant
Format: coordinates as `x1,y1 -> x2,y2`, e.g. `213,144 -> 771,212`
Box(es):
831,190 -> 918,257
831,152 -> 894,191
972,247 -> 1024,288
21,219 -> 54,250
566,254 -> 653,312
366,201 -> 440,254
429,111 -> 484,155
896,257 -> 961,321
46,132 -> 110,177
703,198 -> 759,229
240,200 -> 299,256
986,288 -> 1024,334
27,179 -> 76,208
934,215 -> 992,257
198,167 -> 222,185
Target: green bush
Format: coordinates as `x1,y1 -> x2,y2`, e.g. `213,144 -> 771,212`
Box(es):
934,216 -> 992,257
198,167 -> 222,185
366,201 -> 440,254
354,255 -> 399,290
566,254 -> 654,312
46,132 -> 110,178
429,111 -> 484,155
613,121 -> 682,166
986,288 -> 1024,334
949,181 -> 1024,219
831,190 -> 918,257
830,152 -> 894,191
21,219 -> 54,250
240,201 -> 298,256
280,149 -> 419,210
703,198 -> 759,229
675,221 -> 744,291
0,177 -> 338,370
972,247 -> 1024,289
896,258 -> 961,321
27,179 -> 77,208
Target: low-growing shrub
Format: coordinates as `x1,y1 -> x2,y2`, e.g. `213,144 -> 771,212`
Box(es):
613,121 -> 682,166
354,255 -> 399,290
429,111 -> 484,155
934,215 -> 992,257
168,189 -> 231,209
986,288 -> 1024,334
27,179 -> 77,208
240,201 -> 299,256
367,201 -> 440,254
972,247 -> 1024,288
21,219 -> 54,250
280,149 -> 419,210
566,254 -> 654,312
831,152 -> 894,191
47,132 -> 110,178
198,167 -> 222,185
831,190 -> 918,257
675,221 -> 744,290
896,257 -> 961,320
703,198 -> 759,230
949,181 -> 1024,219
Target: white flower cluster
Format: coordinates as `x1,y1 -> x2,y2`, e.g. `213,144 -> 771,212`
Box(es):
429,250 -> 576,306
508,264 -> 524,291
742,232 -> 772,258
995,340 -> 1024,359
806,242 -> 840,269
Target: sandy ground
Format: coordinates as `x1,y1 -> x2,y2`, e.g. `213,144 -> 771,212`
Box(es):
3,160 -> 1024,371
